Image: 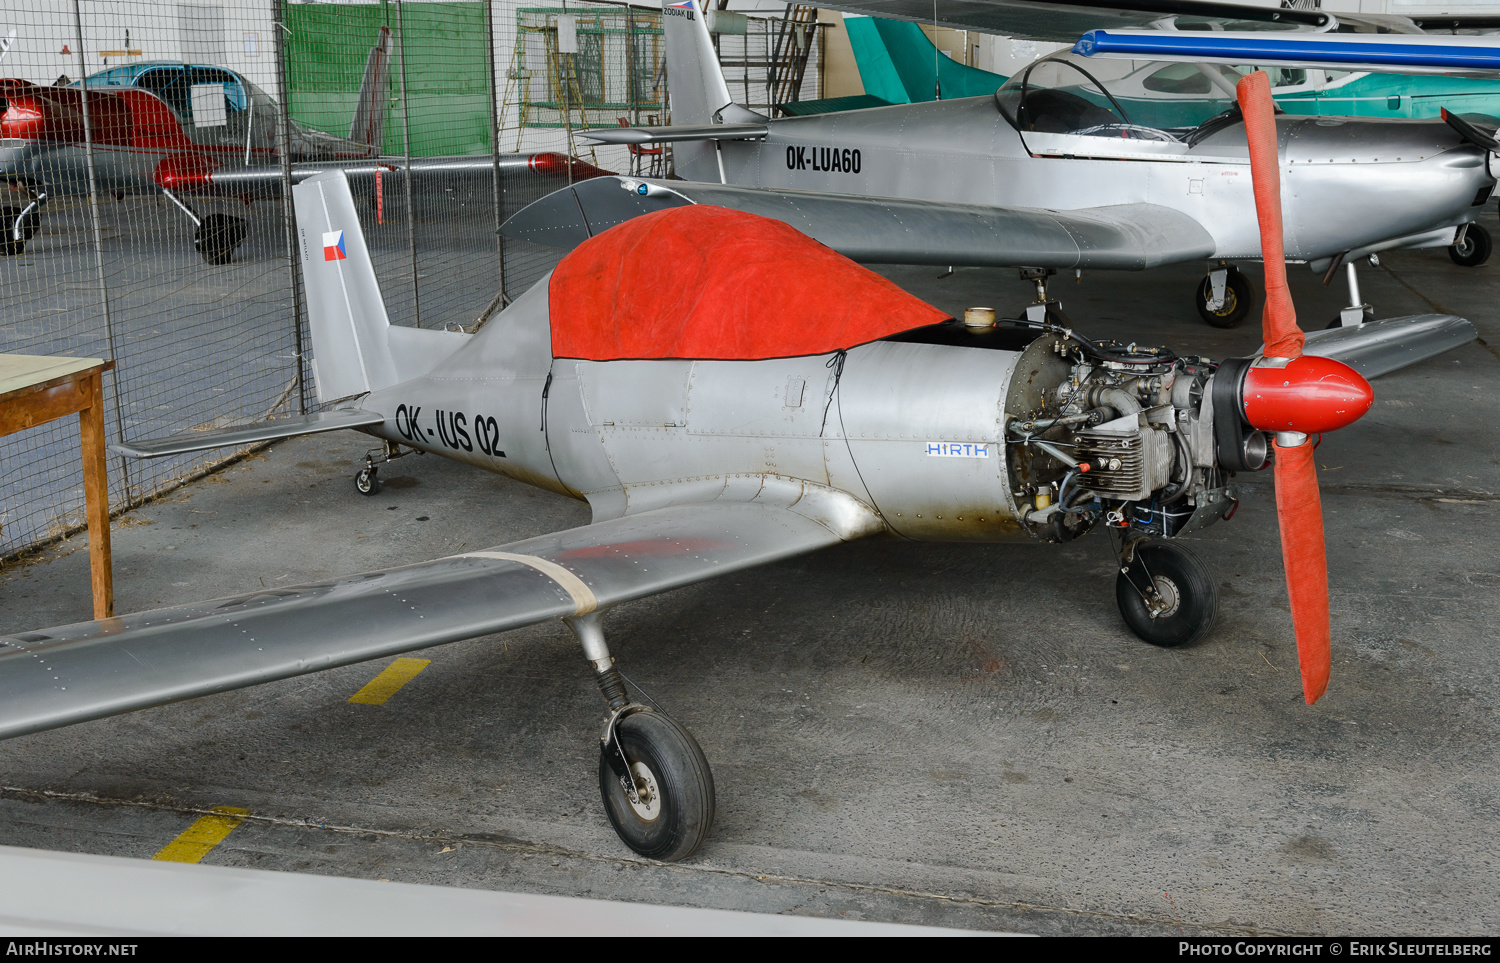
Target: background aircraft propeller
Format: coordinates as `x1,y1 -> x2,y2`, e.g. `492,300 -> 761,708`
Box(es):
1234,71 -> 1374,704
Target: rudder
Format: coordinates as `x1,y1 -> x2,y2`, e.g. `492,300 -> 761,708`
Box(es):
293,170 -> 401,402
662,0 -> 733,125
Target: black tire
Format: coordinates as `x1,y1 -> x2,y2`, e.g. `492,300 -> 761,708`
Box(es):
598,711 -> 715,862
194,213 -> 248,266
354,467 -> 381,496
1115,542 -> 1218,648
1450,223 -> 1491,267
1195,268 -> 1253,328
0,205 -> 37,256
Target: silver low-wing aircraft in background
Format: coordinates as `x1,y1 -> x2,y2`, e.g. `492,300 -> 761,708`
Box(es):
505,0 -> 1499,330
0,73 -> 1476,861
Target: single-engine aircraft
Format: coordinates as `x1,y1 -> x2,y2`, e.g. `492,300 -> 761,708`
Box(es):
0,73 -> 1474,862
0,29 -> 605,262
509,0 -> 1500,330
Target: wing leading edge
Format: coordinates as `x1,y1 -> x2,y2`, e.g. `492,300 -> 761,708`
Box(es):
0,488 -> 882,741
500,176 -> 1216,271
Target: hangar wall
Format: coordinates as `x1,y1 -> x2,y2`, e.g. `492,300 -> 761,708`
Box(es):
0,0 -> 819,565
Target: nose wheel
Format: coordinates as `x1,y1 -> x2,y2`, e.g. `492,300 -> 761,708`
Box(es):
1115,540 -> 1218,648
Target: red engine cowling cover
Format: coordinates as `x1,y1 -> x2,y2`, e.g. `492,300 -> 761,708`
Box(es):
1242,355 -> 1373,434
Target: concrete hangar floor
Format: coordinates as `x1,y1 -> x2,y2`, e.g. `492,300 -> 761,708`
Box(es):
0,250 -> 1495,936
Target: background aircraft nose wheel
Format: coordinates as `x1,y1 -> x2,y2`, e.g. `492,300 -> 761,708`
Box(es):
1,205 -> 40,256
1195,267 -> 1253,328
598,710 -> 715,861
1449,223 -> 1491,267
194,213 -> 248,266
1115,541 -> 1218,648
354,466 -> 380,495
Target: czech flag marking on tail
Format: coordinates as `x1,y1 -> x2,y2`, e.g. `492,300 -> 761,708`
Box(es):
668,1 -> 695,11
323,230 -> 347,262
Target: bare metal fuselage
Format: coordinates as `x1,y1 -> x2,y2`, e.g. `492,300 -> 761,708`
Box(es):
360,279 -> 1058,544
675,97 -> 1492,265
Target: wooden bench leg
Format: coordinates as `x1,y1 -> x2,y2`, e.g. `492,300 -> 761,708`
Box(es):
78,373 -> 113,619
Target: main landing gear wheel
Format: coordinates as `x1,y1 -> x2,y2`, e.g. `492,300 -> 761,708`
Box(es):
354,466 -> 381,495
1195,268 -> 1253,328
1450,223 -> 1492,267
1,205 -> 40,256
598,710 -> 715,862
194,213 -> 248,265
1116,541 -> 1218,648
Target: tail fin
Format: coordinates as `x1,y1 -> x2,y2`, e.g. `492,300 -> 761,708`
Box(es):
662,0 -> 734,124
849,17 -> 1006,102
293,170 -> 400,402
349,25 -> 392,153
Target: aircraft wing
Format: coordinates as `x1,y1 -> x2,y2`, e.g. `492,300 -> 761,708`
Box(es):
1297,314 -> 1477,381
1074,29 -> 1500,78
500,176 -> 1216,271
814,0 -> 1329,44
0,491 -> 881,741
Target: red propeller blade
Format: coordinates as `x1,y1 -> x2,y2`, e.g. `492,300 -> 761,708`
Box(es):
1237,70 -> 1331,705
1272,440 -> 1331,704
1237,70 -> 1304,362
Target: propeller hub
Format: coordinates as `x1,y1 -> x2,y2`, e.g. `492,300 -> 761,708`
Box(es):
1241,355 -> 1373,435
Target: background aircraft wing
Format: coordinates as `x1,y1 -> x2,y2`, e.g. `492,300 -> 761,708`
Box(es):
501,176 -> 1216,270
814,0 -> 1330,44
1075,29 -> 1500,78
0,490 -> 881,741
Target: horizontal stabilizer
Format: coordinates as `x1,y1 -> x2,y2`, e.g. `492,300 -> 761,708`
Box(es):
112,409 -> 385,459
1299,314 -> 1477,380
0,492 -> 880,741
500,176 -> 1216,270
581,123 -> 768,145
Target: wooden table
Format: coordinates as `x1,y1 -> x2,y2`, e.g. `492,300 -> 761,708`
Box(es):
0,355 -> 116,619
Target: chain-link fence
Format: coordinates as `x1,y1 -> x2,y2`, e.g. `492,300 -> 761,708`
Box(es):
0,0 -> 819,561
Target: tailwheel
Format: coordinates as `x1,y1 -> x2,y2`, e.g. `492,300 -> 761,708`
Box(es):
1450,222 -> 1491,267
354,466 -> 380,495
1195,267 -> 1253,328
194,213 -> 248,265
1115,541 -> 1218,648
598,709 -> 715,862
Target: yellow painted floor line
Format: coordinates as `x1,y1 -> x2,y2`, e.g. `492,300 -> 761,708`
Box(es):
152,806 -> 250,864
349,657 -> 432,705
